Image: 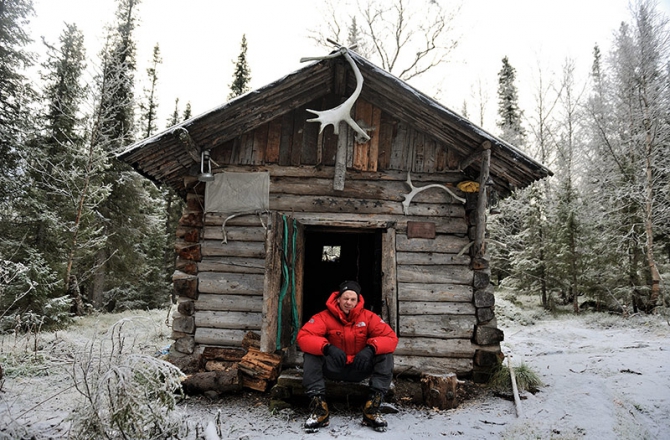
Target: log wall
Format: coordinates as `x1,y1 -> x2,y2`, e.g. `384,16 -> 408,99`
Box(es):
168,100 -> 502,380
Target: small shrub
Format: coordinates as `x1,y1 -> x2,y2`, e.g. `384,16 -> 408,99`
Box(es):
67,318 -> 185,439
488,360 -> 543,394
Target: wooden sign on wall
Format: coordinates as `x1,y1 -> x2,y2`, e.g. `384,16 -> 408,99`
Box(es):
407,221 -> 436,239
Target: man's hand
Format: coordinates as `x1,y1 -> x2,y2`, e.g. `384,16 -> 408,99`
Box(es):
324,344 -> 346,368
353,345 -> 375,371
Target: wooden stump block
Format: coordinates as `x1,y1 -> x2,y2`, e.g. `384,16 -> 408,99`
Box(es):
420,373 -> 458,410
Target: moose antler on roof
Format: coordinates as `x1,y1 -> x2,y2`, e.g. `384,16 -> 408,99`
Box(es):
300,45 -> 371,143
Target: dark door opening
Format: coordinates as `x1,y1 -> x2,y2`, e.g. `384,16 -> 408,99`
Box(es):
301,228 -> 383,324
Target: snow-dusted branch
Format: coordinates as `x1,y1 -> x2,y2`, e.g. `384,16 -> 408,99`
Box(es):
401,172 -> 466,215
300,47 -> 371,143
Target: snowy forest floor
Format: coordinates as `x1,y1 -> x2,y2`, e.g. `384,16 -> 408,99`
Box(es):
1,294 -> 670,439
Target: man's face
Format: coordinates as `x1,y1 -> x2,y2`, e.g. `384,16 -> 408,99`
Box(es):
337,290 -> 359,314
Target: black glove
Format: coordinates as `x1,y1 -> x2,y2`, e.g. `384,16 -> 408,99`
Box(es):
324,344 -> 346,368
352,345 -> 375,372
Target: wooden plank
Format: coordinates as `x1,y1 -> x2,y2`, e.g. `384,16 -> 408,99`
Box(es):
399,301 -> 476,315
396,252 -> 471,266
198,272 -> 265,294
270,194 -> 464,217
206,211 -> 467,235
195,310 -> 262,330
261,211 -> 282,353
377,112 -> 393,170
353,99 -> 372,170
381,227 -> 398,332
395,337 -> 476,358
389,121 -> 408,169
265,118 -> 282,164
206,164 -> 465,184
396,234 -> 471,254
278,111 -> 293,166
202,225 -> 267,242
290,108 -> 304,166
195,328 -> 248,346
399,314 -> 476,339
398,282 -> 473,302
195,293 -> 263,312
201,240 -> 265,258
394,355 -> 472,376
240,132 -> 254,165
301,101 -> 319,165
368,106 -> 381,172
412,131 -> 425,173
251,122 -> 269,165
198,257 -> 266,274
397,264 -> 473,285
269,176 -> 465,205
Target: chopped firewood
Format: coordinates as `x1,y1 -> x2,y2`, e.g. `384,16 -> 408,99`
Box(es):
238,348 -> 282,381
241,375 -> 270,392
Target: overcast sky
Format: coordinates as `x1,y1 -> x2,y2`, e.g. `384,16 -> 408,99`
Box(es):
28,0 -> 670,134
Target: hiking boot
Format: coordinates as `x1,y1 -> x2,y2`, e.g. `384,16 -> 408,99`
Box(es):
304,395 -> 329,433
362,390 -> 388,432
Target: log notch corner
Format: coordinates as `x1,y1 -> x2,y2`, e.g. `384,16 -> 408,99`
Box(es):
465,142 -> 504,383
169,177 -> 205,372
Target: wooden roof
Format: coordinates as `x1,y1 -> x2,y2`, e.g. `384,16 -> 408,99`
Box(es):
118,51 -> 551,196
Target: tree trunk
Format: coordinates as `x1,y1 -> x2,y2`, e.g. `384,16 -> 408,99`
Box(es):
91,248 -> 106,310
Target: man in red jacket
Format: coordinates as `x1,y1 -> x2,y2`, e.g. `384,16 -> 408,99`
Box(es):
296,280 -> 398,433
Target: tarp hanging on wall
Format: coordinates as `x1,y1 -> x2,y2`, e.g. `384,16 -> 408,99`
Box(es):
204,172 -> 270,215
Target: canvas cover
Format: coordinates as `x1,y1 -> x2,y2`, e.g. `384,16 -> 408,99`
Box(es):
204,172 -> 270,215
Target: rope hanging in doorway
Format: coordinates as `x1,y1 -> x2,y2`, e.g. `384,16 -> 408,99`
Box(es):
276,215 -> 300,350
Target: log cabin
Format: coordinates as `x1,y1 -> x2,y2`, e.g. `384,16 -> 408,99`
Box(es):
118,48 -> 551,384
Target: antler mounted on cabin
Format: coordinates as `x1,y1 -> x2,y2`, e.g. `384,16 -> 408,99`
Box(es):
300,43 -> 371,143
401,172 -> 466,215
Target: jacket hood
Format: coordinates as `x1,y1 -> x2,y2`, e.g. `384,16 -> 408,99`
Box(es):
325,290 -> 365,324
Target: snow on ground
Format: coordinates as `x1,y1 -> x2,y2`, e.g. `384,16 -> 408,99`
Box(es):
1,302 -> 669,439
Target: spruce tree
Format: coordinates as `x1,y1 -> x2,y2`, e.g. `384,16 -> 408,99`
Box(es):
139,43 -> 161,138
228,34 -> 251,100
496,56 -> 526,147
89,0 -> 170,311
0,0 -> 34,204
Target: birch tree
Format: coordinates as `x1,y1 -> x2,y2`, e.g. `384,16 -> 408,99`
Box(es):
585,1 -> 669,312
311,0 -> 460,82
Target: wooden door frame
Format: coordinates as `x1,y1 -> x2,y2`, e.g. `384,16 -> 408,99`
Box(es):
260,214 -> 397,353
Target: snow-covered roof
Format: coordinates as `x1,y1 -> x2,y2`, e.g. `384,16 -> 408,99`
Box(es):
118,51 -> 551,196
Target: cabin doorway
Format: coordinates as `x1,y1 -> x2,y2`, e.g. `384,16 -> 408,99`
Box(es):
301,228 -> 384,323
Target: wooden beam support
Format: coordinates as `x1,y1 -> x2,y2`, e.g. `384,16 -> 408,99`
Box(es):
474,144 -> 492,258
458,140 -> 491,171
333,122 -> 348,191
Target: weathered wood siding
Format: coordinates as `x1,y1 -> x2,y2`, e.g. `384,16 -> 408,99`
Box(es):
209,97 -> 461,174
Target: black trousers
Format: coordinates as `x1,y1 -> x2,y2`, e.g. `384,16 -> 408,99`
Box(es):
302,352 -> 394,397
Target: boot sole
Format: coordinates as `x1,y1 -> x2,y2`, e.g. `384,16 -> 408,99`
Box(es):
304,421 -> 329,433
362,418 -> 388,432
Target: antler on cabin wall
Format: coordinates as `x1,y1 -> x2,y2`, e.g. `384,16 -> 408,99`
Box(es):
401,172 -> 466,215
300,46 -> 371,143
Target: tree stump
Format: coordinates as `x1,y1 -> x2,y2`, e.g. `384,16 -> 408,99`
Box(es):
420,373 -> 458,410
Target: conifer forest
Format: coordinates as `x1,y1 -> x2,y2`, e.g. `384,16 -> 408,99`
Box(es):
1,0 -> 668,331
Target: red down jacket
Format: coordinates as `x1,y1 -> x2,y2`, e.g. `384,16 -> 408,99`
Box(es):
297,291 -> 398,365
